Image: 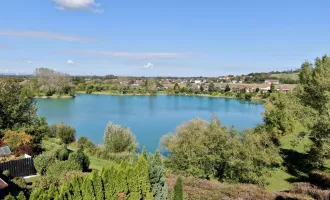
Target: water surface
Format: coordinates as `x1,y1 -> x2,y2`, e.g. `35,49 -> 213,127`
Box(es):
36,94 -> 264,152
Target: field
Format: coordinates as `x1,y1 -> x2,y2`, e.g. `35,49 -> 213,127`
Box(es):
270,73 -> 299,80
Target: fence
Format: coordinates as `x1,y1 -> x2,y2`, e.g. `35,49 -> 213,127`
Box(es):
0,157 -> 36,177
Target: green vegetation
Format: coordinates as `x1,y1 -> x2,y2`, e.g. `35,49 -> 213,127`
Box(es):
162,117 -> 281,186
4,55 -> 330,199
104,122 -> 138,153
173,176 -> 183,200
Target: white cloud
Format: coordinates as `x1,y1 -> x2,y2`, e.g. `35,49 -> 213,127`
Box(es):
143,62 -> 154,69
67,60 -> 75,65
27,60 -> 33,64
52,0 -> 103,13
56,50 -> 187,59
0,30 -> 91,42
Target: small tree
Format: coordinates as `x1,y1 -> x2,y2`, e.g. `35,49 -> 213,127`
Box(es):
16,191 -> 27,200
173,176 -> 183,200
56,121 -> 76,145
200,85 -> 204,92
34,153 -> 56,175
225,84 -> 231,92
104,122 -> 138,153
173,83 -> 180,94
3,131 -> 32,149
270,83 -> 276,93
208,82 -> 215,93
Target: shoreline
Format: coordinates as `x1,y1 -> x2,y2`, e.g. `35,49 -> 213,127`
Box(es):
34,95 -> 74,99
75,91 -> 266,102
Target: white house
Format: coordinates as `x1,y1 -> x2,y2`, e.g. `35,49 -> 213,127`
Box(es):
264,79 -> 280,84
194,80 -> 202,84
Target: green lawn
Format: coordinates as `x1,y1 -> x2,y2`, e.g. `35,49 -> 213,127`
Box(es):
266,123 -> 310,192
266,169 -> 295,192
88,156 -> 113,171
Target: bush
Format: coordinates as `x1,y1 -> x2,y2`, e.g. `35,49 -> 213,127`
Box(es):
77,137 -> 95,150
34,153 -> 56,175
309,171 -> 330,188
56,122 -> 76,145
68,150 -> 90,171
104,122 -> 138,153
290,182 -> 330,200
3,170 -> 10,178
11,177 -> 27,190
162,117 -> 282,185
56,147 -> 69,161
47,160 -> 82,177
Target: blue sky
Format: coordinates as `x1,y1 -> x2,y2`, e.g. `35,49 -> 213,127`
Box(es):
0,0 -> 329,76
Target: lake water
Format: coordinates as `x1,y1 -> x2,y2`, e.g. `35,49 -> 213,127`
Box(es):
36,94 -> 265,152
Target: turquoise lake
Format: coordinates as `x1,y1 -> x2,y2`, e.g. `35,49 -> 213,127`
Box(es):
36,94 -> 265,152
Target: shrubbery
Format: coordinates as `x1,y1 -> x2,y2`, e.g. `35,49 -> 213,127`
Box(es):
104,122 -> 138,153
162,116 -> 282,185
46,160 -> 82,177
68,150 -> 90,171
34,153 -> 56,175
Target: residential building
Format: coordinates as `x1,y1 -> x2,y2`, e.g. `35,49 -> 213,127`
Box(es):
264,79 -> 280,84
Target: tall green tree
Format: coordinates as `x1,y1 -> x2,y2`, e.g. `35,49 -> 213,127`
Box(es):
0,79 -> 37,136
91,170 -> 104,200
81,177 -> 95,200
173,176 -> 183,200
147,150 -> 168,200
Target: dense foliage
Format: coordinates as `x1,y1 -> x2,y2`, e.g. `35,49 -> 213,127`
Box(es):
265,55 -> 330,167
162,117 -> 282,185
33,68 -> 74,96
29,156 -> 154,200
104,122 -> 138,153
0,79 -> 37,136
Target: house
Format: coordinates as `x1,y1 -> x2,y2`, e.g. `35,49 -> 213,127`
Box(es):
264,79 -> 280,85
278,85 -> 292,93
260,85 -> 271,92
194,80 -> 202,84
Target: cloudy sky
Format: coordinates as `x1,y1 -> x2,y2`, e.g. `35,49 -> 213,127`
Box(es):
0,0 -> 329,76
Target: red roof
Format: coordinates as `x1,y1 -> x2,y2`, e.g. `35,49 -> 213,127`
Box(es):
0,178 -> 8,189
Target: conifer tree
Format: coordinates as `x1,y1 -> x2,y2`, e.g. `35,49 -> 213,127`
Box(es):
148,150 -> 168,200
71,176 -> 83,200
141,146 -> 148,159
173,176 -> 183,200
137,156 -> 153,199
91,170 -> 104,200
16,192 -> 27,200
127,166 -> 141,200
30,187 -> 43,200
4,193 -> 15,200
102,166 -> 118,199
81,177 -> 95,200
48,184 -> 59,200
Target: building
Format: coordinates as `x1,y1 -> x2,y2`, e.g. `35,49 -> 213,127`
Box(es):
260,85 -> 271,92
264,79 -> 280,84
194,80 -> 202,84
